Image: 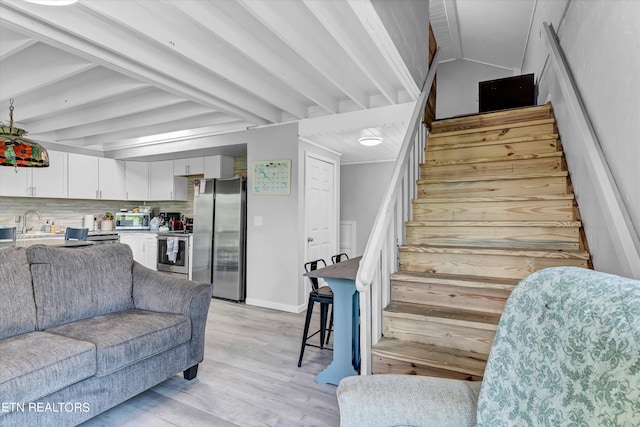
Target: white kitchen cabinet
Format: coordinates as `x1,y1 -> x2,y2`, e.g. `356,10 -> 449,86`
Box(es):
119,232 -> 157,270
118,233 -> 140,258
204,155 -> 235,179
68,153 -> 99,199
149,160 -> 187,201
98,158 -> 126,200
125,161 -> 149,201
174,157 -> 204,176
0,166 -> 30,197
0,150 -> 67,198
142,234 -> 158,270
68,154 -> 127,200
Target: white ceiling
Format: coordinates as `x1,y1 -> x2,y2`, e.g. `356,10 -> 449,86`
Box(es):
0,0 -> 535,164
430,0 -> 536,71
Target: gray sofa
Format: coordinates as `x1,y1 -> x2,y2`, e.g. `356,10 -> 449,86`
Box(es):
0,243 -> 213,427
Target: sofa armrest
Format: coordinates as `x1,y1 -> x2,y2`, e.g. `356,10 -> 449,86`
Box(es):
337,374 -> 481,427
132,262 -> 213,367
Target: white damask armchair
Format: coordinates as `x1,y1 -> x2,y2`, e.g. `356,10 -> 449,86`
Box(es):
337,267 -> 640,427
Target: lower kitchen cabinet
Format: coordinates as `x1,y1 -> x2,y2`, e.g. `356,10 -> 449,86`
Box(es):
119,232 -> 157,270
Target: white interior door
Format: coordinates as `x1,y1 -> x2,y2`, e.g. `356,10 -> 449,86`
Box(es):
304,154 -> 337,270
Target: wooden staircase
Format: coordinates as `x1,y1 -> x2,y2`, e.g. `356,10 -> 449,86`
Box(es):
372,103 -> 591,380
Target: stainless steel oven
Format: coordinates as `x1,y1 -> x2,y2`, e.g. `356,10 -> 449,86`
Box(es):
156,233 -> 190,278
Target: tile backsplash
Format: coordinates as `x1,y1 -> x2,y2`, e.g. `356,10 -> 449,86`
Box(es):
0,176 -> 198,231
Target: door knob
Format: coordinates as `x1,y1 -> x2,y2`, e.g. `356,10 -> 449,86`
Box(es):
307,237 -> 314,242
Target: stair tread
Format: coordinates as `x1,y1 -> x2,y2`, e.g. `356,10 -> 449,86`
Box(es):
372,337 -> 488,377
429,118 -> 555,139
417,170 -> 568,184
427,134 -> 559,151
391,271 -> 519,292
413,194 -> 575,203
385,301 -> 501,327
399,244 -> 590,260
431,104 -> 553,133
406,220 -> 582,227
424,151 -> 564,167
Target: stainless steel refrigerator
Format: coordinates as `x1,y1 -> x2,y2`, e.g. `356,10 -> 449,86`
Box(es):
192,177 -> 247,301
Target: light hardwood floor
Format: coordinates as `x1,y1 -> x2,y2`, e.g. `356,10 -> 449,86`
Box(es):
82,299 -> 339,427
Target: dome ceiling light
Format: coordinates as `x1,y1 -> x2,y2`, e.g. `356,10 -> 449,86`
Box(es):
358,136 -> 383,147
24,0 -> 79,5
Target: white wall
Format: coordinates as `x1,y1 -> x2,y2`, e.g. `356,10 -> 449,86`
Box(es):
372,0 -> 430,89
523,0 -> 640,278
435,59 -> 512,119
340,161 -> 395,256
244,124 -> 342,313
245,123 -> 301,312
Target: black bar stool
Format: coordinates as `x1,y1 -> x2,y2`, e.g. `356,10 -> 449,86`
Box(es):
331,253 -> 349,264
298,259 -> 333,367
64,227 -> 89,241
0,227 -> 17,242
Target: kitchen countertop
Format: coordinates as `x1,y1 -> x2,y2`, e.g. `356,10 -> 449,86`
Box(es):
12,230 -> 191,244
1,240 -> 95,249
16,230 -> 121,240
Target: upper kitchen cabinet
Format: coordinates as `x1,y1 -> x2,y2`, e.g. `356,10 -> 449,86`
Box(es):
149,160 -> 187,201
68,153 -> 98,199
125,161 -> 149,201
67,154 -> 126,200
174,157 -> 204,176
204,155 -> 234,179
99,158 -> 126,200
0,150 -> 67,198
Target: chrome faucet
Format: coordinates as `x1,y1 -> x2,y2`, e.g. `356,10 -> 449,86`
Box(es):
22,210 -> 42,234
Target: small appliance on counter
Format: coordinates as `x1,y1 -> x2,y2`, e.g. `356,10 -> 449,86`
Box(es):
83,215 -> 95,231
184,217 -> 193,233
158,212 -> 183,231
114,212 -> 150,230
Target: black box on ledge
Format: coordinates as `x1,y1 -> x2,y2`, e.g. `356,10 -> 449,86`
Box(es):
479,73 -> 535,113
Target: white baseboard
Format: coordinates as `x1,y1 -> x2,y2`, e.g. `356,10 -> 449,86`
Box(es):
245,298 -> 306,314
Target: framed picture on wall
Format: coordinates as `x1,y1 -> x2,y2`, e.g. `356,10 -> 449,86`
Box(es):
252,160 -> 291,195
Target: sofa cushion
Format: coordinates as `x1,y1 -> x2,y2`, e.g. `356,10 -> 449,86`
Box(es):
27,243 -> 135,329
0,247 -> 37,340
46,309 -> 191,377
0,331 -> 96,407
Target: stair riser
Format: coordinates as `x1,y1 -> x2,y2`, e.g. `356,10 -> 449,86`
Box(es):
383,316 -> 496,355
412,199 -> 575,221
391,281 -> 510,314
418,176 -> 570,199
427,139 -> 559,163
429,123 -> 556,147
421,156 -> 563,180
398,251 -> 589,280
431,105 -> 552,134
406,226 -> 581,250
372,356 -> 484,380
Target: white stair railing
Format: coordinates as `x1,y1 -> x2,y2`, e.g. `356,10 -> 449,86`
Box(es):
356,49 -> 440,375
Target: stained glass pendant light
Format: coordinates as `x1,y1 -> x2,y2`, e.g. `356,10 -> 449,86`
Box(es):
0,99 -> 49,168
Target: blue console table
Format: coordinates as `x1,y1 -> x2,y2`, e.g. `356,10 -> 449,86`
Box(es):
305,256 -> 361,385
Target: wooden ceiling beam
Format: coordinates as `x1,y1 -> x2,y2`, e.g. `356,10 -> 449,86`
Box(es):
239,0 -> 370,110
